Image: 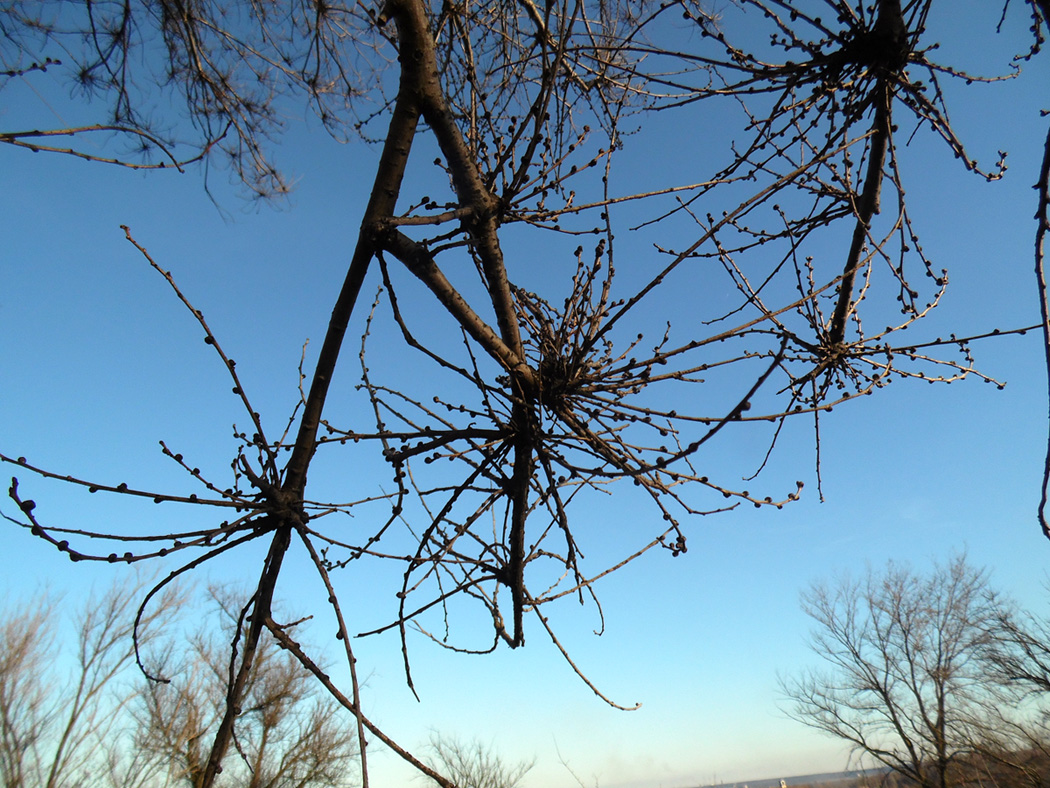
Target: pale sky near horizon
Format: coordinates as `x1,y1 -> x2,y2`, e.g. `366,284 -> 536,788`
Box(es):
4,3 -> 1050,787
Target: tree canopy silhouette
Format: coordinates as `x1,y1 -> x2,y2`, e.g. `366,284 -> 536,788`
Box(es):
782,556 -> 1013,788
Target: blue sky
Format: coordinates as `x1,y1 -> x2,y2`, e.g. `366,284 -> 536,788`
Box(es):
4,2 -> 1050,787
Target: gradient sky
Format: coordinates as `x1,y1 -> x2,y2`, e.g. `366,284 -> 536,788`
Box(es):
4,2 -> 1050,787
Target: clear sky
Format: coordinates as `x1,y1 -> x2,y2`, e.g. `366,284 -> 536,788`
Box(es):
4,2 -> 1050,787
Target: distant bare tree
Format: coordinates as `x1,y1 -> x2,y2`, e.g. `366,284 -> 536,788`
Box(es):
424,733 -> 533,788
0,598 -> 54,788
0,580 -> 357,788
5,2 -> 1050,787
0,579 -> 178,788
136,586 -> 358,788
781,556 -> 1031,788
966,588 -> 1050,788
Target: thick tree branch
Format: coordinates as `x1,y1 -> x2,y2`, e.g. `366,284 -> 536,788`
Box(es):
385,0 -> 525,363
283,12 -> 425,495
